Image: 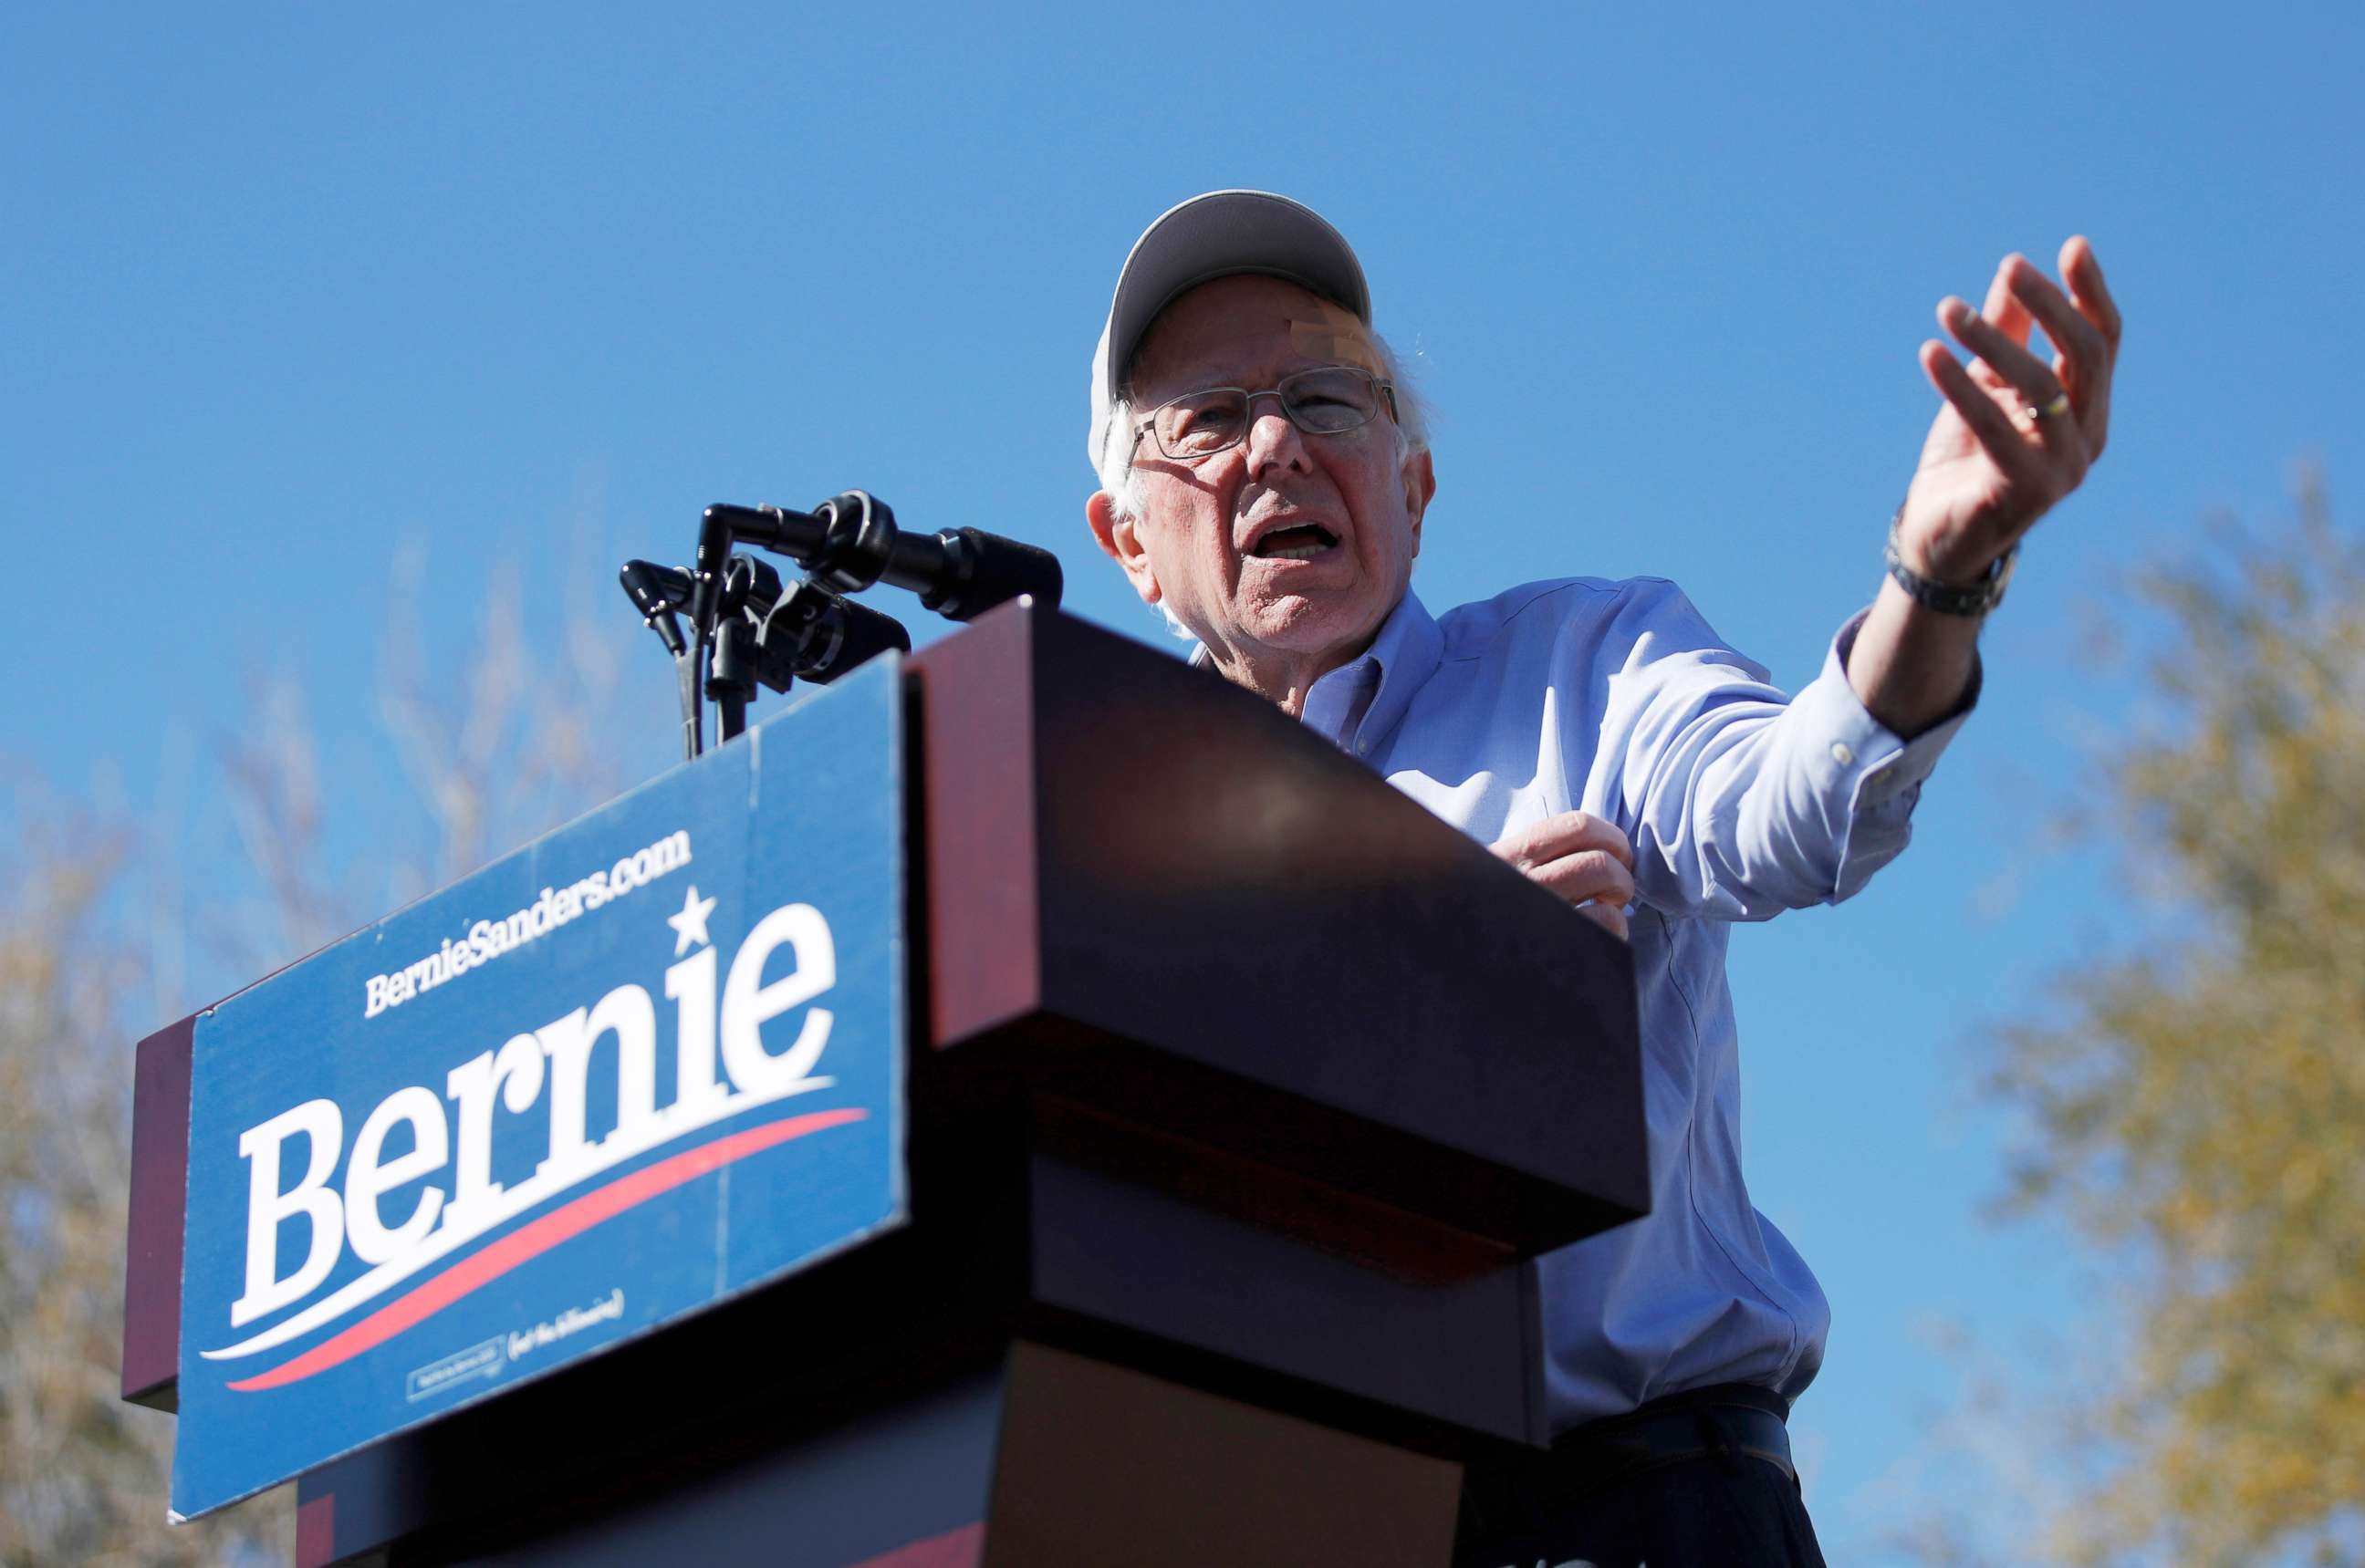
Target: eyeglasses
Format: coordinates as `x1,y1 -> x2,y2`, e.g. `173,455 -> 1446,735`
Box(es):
1130,366 -> 1399,462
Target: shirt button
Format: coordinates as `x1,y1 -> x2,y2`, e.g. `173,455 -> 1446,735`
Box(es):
1829,742 -> 1856,767
1355,738 -> 1371,755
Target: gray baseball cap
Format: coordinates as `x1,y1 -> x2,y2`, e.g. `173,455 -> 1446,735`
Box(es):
1088,190 -> 1371,468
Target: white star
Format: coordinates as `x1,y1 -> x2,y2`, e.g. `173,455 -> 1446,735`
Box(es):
667,884 -> 717,956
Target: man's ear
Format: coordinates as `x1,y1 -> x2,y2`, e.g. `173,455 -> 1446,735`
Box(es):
1087,490 -> 1162,605
1402,451 -> 1436,556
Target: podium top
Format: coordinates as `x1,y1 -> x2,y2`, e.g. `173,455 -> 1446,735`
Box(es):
910,600 -> 1644,1256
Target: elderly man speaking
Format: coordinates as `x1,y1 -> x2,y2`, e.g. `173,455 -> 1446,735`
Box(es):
1082,191 -> 2120,1566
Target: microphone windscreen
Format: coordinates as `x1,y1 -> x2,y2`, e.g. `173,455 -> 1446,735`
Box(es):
935,529 -> 1064,619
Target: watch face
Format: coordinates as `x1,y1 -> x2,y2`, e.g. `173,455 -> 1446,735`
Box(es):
1986,545 -> 2018,609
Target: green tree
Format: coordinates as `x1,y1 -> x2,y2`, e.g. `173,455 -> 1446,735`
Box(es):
1991,474 -> 2365,1564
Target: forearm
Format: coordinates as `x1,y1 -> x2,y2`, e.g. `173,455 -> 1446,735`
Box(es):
1845,574 -> 1983,738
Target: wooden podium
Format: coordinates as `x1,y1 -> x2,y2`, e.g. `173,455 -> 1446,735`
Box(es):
120,602 -> 1646,1567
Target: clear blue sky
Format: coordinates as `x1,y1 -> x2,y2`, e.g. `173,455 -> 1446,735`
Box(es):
6,4 -> 2360,1557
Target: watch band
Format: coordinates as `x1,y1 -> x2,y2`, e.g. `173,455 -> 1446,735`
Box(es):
1885,508 -> 2015,617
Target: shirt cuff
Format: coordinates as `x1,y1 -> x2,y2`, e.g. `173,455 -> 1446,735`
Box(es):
1789,607 -> 1980,822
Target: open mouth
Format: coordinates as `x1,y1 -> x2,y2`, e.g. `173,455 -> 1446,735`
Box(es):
1249,524 -> 1339,561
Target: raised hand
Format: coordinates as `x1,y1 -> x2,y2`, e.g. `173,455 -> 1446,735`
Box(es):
1900,238 -> 2121,583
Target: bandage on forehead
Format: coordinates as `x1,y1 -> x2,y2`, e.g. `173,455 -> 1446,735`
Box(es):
1287,310 -> 1380,371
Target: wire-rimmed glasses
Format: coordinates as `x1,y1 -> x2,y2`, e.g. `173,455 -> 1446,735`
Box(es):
1130,366 -> 1399,462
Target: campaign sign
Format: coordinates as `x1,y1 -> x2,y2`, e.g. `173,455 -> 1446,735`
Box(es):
172,656 -> 905,1521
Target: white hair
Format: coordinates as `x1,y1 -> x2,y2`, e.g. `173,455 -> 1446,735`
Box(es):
1096,331 -> 1431,640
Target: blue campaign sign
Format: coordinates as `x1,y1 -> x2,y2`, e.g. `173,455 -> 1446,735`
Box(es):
172,656 -> 906,1521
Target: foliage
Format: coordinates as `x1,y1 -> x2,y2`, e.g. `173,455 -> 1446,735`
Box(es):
0,555 -> 644,1566
1989,474 -> 2365,1565
0,839 -> 288,1567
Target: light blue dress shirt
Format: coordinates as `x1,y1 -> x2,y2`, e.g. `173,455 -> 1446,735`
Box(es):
1274,576 -> 1975,1433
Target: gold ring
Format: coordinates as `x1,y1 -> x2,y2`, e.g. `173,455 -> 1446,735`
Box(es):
2020,391 -> 2071,425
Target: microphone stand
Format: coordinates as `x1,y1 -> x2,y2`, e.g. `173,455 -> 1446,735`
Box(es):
624,484 -> 1057,756
707,556 -> 766,746
620,562 -> 702,761
620,555 -> 911,758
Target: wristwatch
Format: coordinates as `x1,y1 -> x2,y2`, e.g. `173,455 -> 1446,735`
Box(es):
1884,507 -> 2016,617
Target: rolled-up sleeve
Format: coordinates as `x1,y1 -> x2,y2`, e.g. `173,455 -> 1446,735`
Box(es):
1578,583 -> 1976,920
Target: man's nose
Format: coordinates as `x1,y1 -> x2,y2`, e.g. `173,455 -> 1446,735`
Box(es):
1241,390 -> 1312,481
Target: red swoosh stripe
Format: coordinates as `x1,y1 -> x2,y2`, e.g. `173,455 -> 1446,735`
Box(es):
226,1107 -> 870,1392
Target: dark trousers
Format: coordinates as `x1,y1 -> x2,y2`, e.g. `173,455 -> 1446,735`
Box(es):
1453,1386 -> 1829,1568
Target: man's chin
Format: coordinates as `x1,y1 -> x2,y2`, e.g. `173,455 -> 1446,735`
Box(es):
1227,590 -> 1388,659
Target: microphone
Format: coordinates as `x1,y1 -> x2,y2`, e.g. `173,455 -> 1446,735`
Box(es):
627,557 -> 909,691
752,579 -> 912,688
703,493 -> 1063,621
619,560 -> 691,656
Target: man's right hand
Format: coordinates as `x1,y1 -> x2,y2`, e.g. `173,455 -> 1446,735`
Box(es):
1490,810 -> 1636,941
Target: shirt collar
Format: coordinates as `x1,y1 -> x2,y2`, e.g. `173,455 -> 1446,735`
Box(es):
1183,588 -> 1444,748
1340,587 -> 1443,749
1293,588 -> 1443,753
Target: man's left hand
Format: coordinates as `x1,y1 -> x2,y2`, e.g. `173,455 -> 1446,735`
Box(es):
1898,237 -> 2121,582
1491,810 -> 1635,941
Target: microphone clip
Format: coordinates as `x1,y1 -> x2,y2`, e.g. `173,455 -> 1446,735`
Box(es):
805,491 -> 900,596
